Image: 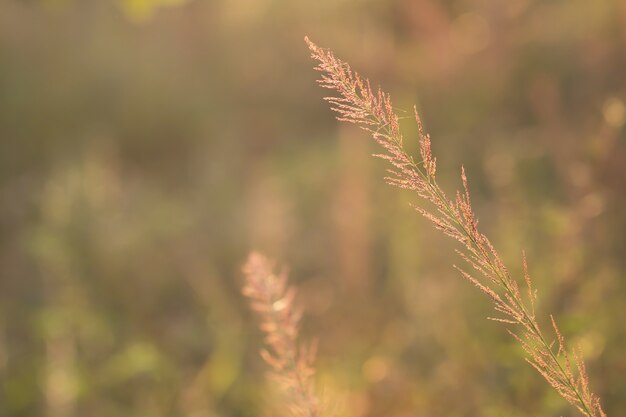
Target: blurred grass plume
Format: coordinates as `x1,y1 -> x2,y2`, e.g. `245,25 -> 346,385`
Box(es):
242,252 -> 320,417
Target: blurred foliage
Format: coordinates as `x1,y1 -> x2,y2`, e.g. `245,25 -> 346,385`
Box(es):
41,0 -> 190,22
0,0 -> 625,416
116,0 -> 190,22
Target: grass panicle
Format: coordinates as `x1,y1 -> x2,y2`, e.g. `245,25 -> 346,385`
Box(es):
242,252 -> 320,417
305,36 -> 606,417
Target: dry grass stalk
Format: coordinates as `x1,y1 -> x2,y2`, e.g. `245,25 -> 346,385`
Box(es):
305,37 -> 606,417
242,252 -> 320,417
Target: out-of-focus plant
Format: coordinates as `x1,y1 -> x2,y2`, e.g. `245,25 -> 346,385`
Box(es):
242,252 -> 320,417
116,0 -> 190,22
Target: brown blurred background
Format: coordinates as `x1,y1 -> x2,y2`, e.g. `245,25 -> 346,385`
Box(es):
1,1 -> 625,416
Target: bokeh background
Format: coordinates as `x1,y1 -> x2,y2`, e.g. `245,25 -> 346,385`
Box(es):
1,1 -> 625,416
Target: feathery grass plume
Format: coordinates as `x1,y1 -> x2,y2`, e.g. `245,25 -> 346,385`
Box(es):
242,252 -> 320,417
305,37 -> 606,417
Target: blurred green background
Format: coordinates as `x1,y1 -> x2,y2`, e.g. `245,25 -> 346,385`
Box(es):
1,1 -> 625,416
